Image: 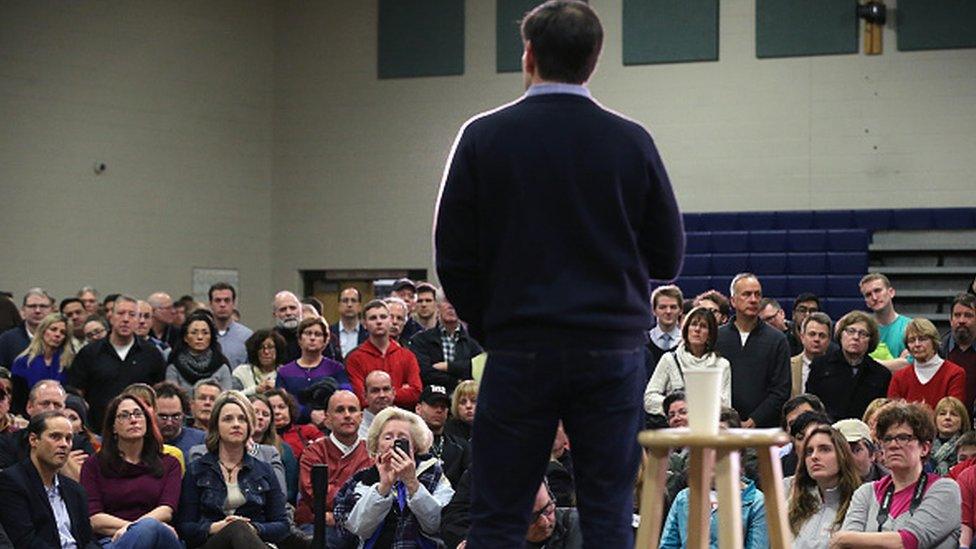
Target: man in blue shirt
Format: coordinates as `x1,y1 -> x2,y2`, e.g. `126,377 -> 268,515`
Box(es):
154,382 -> 204,459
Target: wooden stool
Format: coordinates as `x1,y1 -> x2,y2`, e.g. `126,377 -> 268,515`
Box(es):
634,428 -> 791,549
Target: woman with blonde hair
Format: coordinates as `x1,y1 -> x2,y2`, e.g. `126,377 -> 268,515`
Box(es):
930,396 -> 971,475
786,426 -> 862,548
444,379 -> 478,440
11,312 -> 74,412
333,407 -> 453,547
887,318 -> 966,410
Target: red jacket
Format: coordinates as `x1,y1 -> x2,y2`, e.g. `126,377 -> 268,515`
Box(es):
887,359 -> 966,411
295,436 -> 373,524
346,338 -> 423,409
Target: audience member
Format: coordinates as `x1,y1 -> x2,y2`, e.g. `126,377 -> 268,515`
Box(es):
644,306 -> 730,416
209,282 -> 253,368
154,381 -> 205,459
789,293 -> 821,358
859,273 -> 912,371
0,381 -> 79,472
78,287 -> 100,316
190,379 -> 222,431
147,292 -> 181,352
383,296 -> 408,344
247,393 -> 296,503
759,297 -> 791,342
779,393 -> 827,471
346,300 -> 423,410
694,290 -> 731,326
79,394 -> 182,548
646,285 -> 683,376
546,422 -> 575,508
790,312 -> 832,397
67,296 -> 166,429
82,316 -> 108,344
390,279 -> 424,342
940,293 -> 976,407
930,396 -> 971,476
415,384 -> 471,488
663,391 -> 688,429
806,311 -> 890,421
166,312 -> 235,392
785,410 -> 833,476
409,289 -> 483,393
834,402 -> 960,548
265,388 -> 321,460
717,273 -> 791,428
359,370 -> 394,440
135,300 -> 159,349
271,291 -> 304,363
888,317 -> 966,409
65,393 -> 101,453
444,379 -> 478,441
102,294 -> 120,321
785,425 -> 861,549
60,297 -> 88,351
331,287 -> 368,360
121,384 -> 188,473
276,317 -> 350,423
833,418 -> 887,483
11,312 -> 74,413
333,407 -> 453,547
0,411 -> 96,548
296,390 -> 372,547
177,391 -> 288,548
413,283 -> 439,332
0,372 -> 25,435
950,431 -> 976,480
0,288 -> 53,369
233,329 -> 285,397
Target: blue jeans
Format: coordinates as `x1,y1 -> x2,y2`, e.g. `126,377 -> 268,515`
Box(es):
465,347 -> 644,548
98,518 -> 182,549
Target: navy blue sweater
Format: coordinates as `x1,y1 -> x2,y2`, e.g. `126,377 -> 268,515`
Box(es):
435,93 -> 684,350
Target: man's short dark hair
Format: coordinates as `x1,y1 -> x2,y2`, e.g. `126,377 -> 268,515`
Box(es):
662,390 -> 686,416
790,410 -> 832,439
952,292 -> 976,313
793,292 -> 821,309
102,293 -> 120,306
363,299 -> 389,316
781,393 -> 826,430
28,410 -> 67,438
415,283 -> 437,298
154,381 -> 191,414
59,297 -> 83,313
520,0 -> 603,84
208,282 -> 237,302
338,287 -> 362,302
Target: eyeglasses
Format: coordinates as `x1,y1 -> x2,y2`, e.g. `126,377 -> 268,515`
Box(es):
531,500 -> 555,522
843,327 -> 871,339
794,305 -> 819,314
116,410 -> 146,422
24,304 -> 50,309
906,336 -> 931,345
84,328 -> 106,339
157,413 -> 184,423
260,344 -> 277,351
880,433 -> 917,446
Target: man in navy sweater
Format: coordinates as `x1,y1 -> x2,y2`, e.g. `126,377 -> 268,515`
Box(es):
434,2 -> 684,546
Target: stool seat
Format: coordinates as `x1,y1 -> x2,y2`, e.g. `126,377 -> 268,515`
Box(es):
635,428 -> 791,549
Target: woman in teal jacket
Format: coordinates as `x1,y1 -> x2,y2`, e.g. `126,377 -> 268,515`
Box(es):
659,476 -> 768,549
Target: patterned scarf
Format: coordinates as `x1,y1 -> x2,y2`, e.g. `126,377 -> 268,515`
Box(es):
173,348 -> 217,383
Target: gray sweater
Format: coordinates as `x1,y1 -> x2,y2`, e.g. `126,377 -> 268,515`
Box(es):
840,476 -> 960,549
784,476 -> 844,549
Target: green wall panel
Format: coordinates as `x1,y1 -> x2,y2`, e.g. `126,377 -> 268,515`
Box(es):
756,0 -> 858,58
622,0 -> 719,65
898,0 -> 976,51
378,0 -> 464,79
496,0 -> 544,73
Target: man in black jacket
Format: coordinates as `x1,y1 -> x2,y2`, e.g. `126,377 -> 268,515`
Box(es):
716,274 -> 791,428
415,385 -> 471,489
408,290 -> 483,393
0,411 -> 97,548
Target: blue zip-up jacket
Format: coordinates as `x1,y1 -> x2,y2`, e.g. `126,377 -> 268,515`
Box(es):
177,450 -> 289,547
660,477 -> 768,549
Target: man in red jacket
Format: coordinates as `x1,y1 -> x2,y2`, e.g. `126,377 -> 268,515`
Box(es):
346,300 -> 423,410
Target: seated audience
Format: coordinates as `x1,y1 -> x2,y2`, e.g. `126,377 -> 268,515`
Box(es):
81,316 -> 108,345
154,381 -> 204,459
0,289 -> 52,370
693,290 -> 731,326
785,411 -> 834,476
833,402 -> 961,548
547,422 -> 575,508
232,329 -> 286,396
786,425 -> 862,548
789,293 -> 823,358
65,393 -> 101,453
359,370 -> 394,440
930,396 -> 971,476
346,300 -> 423,410
166,312 -> 235,392
415,385 -> 471,488
833,419 -> 888,482
333,407 -> 454,547
779,393 -> 827,474
0,369 -> 26,434
644,306 -> 731,416
443,379 -> 477,441
80,394 -> 182,548
949,431 -> 976,479
408,289 -> 483,393
11,313 -> 74,414
888,318 -> 966,410
941,293 -> 976,408
121,383 -> 187,472
190,378 -> 222,431
790,313 -> 832,397
247,393 -> 295,503
275,317 -> 350,423
955,432 -> 976,546
265,388 -> 321,460
177,391 -> 288,548
806,311 -> 890,421
0,411 -> 96,548
296,390 -> 372,547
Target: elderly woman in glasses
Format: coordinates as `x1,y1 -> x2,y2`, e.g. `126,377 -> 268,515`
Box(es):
831,402 -> 961,548
806,311 -> 891,422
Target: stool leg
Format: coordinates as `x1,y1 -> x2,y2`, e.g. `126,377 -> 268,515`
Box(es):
635,448 -> 670,549
757,444 -> 792,549
687,447 -> 714,549
715,449 -> 743,549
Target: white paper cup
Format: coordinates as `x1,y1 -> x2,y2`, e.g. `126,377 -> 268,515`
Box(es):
683,369 -> 723,435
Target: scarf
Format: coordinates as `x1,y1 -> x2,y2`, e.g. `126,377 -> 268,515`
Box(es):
173,348 -> 218,384
931,433 -> 961,475
673,343 -> 723,377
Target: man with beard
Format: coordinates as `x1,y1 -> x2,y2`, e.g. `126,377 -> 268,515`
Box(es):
942,293 -> 976,407
272,290 -> 303,363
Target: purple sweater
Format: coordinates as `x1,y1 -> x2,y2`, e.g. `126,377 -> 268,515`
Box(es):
80,453 -> 182,521
275,358 -> 351,423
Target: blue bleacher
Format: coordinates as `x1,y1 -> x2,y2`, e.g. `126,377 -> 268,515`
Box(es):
686,232 -> 710,253
749,231 -> 787,252
750,253 -> 787,274
681,254 -> 710,276
761,276 -> 789,297
788,230 -> 827,252
826,275 -> 862,297
712,253 -> 749,273
787,276 -> 827,297
789,253 -> 827,275
827,229 -> 869,251
711,231 -> 749,253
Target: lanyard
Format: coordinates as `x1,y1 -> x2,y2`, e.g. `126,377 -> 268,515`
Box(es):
876,472 -> 928,532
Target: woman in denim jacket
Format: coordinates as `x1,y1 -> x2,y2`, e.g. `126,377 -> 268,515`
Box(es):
178,391 -> 289,548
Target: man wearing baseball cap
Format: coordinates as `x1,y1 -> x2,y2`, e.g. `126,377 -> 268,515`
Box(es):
833,418 -> 888,482
416,384 -> 470,488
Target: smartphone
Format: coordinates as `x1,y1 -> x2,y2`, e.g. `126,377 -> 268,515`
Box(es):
393,438 -> 410,455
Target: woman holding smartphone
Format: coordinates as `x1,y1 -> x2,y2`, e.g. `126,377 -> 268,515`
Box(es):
333,407 -> 454,547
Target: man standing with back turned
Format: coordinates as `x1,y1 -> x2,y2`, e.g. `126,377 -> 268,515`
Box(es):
434,2 -> 684,546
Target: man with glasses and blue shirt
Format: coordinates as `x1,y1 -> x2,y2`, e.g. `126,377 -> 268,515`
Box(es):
153,382 -> 204,459
434,2 -> 683,546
